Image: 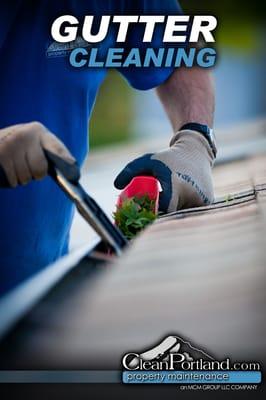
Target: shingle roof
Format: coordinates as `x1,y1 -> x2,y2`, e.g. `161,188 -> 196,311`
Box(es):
0,154 -> 265,369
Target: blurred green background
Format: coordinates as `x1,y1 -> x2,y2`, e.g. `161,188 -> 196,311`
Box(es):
89,71 -> 133,148
89,1 -> 265,149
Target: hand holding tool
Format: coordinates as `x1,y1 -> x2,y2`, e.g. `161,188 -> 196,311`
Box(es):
114,129 -> 215,213
0,150 -> 128,255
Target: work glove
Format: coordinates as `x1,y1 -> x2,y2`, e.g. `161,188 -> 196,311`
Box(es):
114,130 -> 215,213
0,122 -> 77,187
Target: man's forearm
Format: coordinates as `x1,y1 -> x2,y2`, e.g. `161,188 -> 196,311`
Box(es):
156,67 -> 215,132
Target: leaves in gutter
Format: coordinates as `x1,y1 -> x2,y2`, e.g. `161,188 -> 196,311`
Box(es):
113,195 -> 157,240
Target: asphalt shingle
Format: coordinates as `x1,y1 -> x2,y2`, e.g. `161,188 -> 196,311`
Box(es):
1,154 -> 265,370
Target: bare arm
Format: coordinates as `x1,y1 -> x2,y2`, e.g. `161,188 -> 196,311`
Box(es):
156,67 -> 215,132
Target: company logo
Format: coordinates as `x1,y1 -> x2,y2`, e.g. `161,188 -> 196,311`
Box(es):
122,334 -> 262,387
123,335 -> 214,371
46,36 -> 91,58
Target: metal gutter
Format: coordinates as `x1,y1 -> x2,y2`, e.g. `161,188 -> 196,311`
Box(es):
0,238 -> 100,340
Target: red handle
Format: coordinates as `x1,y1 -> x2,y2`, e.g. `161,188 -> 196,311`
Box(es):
116,176 -> 160,213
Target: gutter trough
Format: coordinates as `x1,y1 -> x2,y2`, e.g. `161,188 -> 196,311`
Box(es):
0,237 -> 106,341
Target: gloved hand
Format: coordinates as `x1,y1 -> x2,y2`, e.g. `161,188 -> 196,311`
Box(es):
114,130 -> 215,213
0,122 -> 77,187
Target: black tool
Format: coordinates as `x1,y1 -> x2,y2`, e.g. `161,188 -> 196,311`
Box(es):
0,151 -> 128,255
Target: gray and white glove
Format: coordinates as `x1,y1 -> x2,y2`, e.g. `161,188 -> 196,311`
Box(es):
114,130 -> 215,213
0,122 -> 77,187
